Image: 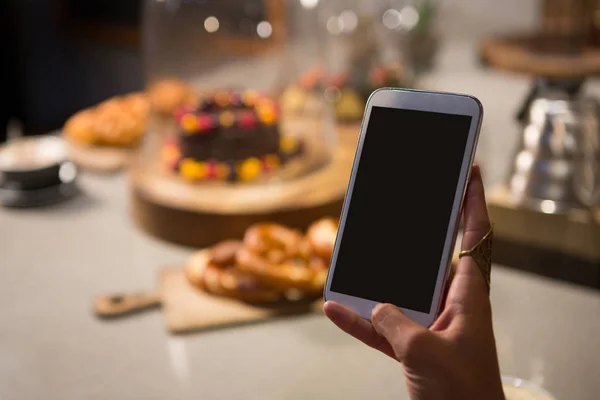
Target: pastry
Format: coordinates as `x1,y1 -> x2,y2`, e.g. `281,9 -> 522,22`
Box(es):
184,240 -> 283,303
63,93 -> 148,148
63,108 -> 97,145
183,220 -> 338,304
235,223 -> 328,292
147,79 -> 198,116
306,217 -> 339,263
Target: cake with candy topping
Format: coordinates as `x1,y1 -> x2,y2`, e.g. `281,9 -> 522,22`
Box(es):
329,65 -> 408,123
161,89 -> 303,183
281,64 -> 409,124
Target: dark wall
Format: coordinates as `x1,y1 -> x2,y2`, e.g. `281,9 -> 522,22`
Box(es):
1,1 -> 18,142
4,0 -> 144,139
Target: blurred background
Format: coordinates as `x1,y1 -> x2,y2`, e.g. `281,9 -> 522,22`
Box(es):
1,1 -> 600,399
2,0 -> 537,138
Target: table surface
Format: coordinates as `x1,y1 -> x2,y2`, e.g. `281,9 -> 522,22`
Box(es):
2,39 -> 600,400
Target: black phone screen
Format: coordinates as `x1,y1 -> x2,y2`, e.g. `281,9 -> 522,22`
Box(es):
330,106 -> 473,313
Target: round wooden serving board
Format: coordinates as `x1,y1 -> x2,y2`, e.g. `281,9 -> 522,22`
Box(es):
130,132 -> 358,248
480,34 -> 600,78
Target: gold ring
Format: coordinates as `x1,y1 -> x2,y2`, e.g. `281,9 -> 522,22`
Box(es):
459,224 -> 493,293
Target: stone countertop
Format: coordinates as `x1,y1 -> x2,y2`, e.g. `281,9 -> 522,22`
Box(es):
2,39 -> 600,400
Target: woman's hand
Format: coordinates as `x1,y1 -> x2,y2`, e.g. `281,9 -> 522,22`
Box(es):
323,165 -> 505,400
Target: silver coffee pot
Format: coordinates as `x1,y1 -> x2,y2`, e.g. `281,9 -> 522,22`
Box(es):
509,91 -> 600,213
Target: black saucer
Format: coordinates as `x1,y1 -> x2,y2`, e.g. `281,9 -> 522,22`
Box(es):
0,180 -> 80,208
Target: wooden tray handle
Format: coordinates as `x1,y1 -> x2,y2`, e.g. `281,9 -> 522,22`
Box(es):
93,291 -> 161,319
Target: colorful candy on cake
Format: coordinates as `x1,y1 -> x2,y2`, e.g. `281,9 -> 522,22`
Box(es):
162,89 -> 304,183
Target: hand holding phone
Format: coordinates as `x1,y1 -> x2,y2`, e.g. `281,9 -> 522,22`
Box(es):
324,88 -> 483,326
324,164 -> 505,400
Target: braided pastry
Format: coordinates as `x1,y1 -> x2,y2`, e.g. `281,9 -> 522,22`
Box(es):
184,240 -> 282,303
148,79 -> 198,116
235,223 -> 328,293
306,217 -> 339,263
64,93 -> 148,148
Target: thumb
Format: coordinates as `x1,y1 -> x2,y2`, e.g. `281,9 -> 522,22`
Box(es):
371,304 -> 430,363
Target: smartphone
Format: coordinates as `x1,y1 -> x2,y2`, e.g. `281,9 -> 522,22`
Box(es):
324,88 -> 483,327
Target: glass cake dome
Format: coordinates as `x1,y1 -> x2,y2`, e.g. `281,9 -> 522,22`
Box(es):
320,0 -> 416,124
139,0 -> 335,185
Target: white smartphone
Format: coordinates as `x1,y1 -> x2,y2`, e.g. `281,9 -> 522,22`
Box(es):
324,88 -> 483,327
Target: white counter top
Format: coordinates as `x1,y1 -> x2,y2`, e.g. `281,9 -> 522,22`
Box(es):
2,38 -> 600,400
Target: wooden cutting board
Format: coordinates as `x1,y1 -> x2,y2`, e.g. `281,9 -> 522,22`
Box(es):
94,253 -> 460,334
93,267 -> 323,334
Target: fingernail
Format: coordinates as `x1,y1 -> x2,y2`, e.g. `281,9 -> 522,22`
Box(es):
372,303 -> 385,317
372,303 -> 401,325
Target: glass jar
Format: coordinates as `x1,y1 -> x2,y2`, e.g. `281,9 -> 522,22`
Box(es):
318,0 -> 417,124
140,0 -> 335,185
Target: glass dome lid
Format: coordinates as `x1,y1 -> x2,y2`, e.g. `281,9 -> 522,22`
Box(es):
140,0 -> 336,186
320,0 -> 417,124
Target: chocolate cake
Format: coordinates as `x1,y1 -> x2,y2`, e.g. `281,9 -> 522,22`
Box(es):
162,89 -> 303,183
